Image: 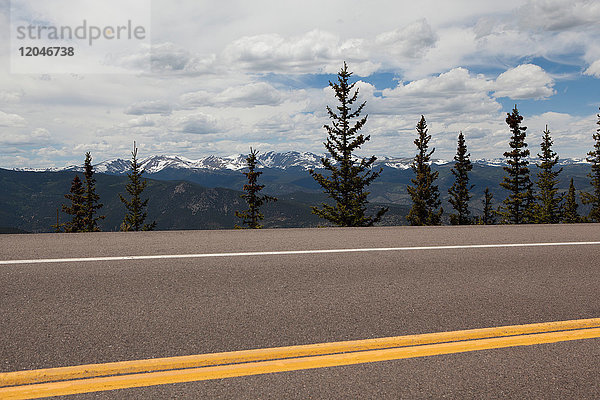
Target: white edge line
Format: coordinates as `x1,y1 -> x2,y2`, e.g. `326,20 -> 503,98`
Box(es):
1,241 -> 600,265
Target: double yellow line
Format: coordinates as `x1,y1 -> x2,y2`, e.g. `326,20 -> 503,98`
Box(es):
2,318 -> 600,399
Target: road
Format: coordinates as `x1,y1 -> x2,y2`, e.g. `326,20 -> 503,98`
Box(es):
1,224 -> 600,398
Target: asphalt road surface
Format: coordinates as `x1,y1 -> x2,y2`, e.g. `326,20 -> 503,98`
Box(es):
1,224 -> 600,398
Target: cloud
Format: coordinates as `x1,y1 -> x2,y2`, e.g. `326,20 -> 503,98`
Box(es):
584,60 -> 600,78
375,19 -> 438,59
112,43 -> 219,75
385,68 -> 492,96
171,112 -> 221,134
0,127 -> 50,145
122,116 -> 156,128
0,110 -> 26,127
150,43 -> 218,74
399,26 -> 478,80
35,146 -> 69,158
377,68 -> 499,119
493,64 -> 555,100
0,91 -> 23,103
124,100 -> 173,116
150,43 -> 190,71
180,82 -> 284,108
222,30 -> 380,76
218,83 -> 285,106
526,111 -> 598,156
518,0 -> 600,31
30,128 -> 51,140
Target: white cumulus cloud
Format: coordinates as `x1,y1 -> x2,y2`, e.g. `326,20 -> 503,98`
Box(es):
0,127 -> 50,145
493,64 -> 555,100
375,19 -> 438,59
0,110 -> 26,127
584,60 -> 600,78
222,30 -> 380,76
180,82 -> 285,108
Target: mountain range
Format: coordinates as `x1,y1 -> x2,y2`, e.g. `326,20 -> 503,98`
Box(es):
3,152 -> 594,233
14,151 -> 591,174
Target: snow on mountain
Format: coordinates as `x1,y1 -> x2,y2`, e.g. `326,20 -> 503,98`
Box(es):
94,158 -> 131,174
473,157 -> 590,167
139,155 -> 195,173
12,152 -> 590,174
377,157 -> 413,170
96,152 -> 327,173
12,166 -> 74,172
258,151 -> 324,170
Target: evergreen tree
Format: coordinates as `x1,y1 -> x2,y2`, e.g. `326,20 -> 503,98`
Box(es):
82,152 -> 105,232
498,105 -> 533,224
482,187 -> 496,225
534,125 -> 563,224
448,131 -> 473,225
562,178 -> 580,223
236,148 -> 277,229
581,108 -> 600,222
119,142 -> 156,231
309,62 -> 387,227
406,115 -> 442,226
62,175 -> 86,233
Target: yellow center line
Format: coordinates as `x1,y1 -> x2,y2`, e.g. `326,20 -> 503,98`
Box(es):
1,319 -> 599,399
2,317 -> 599,388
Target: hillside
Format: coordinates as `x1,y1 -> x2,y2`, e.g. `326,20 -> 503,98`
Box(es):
0,169 -> 407,233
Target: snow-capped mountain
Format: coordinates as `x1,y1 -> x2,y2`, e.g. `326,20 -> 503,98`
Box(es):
105,151 -> 327,173
92,152 -> 448,173
12,151 -> 589,174
472,157 -> 590,167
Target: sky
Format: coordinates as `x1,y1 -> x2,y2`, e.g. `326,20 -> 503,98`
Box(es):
0,0 -> 599,168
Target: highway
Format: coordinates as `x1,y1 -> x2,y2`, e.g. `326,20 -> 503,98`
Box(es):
1,224 -> 600,398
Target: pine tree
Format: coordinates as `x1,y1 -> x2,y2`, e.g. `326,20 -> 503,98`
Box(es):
406,115 -> 442,226
62,175 -> 86,233
448,131 -> 473,225
482,187 -> 496,225
534,125 -> 563,224
236,148 -> 277,229
581,108 -> 600,222
82,152 -> 105,232
309,62 -> 387,227
498,105 -> 533,224
562,178 -> 580,223
119,142 -> 156,231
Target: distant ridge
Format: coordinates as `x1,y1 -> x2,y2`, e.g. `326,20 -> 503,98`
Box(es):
12,151 -> 589,174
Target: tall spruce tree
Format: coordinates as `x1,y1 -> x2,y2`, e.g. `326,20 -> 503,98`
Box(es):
562,178 -> 580,223
407,115 -> 442,226
448,131 -> 473,225
581,108 -> 600,222
498,105 -> 533,224
534,125 -> 563,224
62,175 -> 86,233
119,142 -> 156,231
82,152 -> 105,232
309,62 -> 387,227
236,148 -> 277,229
482,187 -> 496,225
